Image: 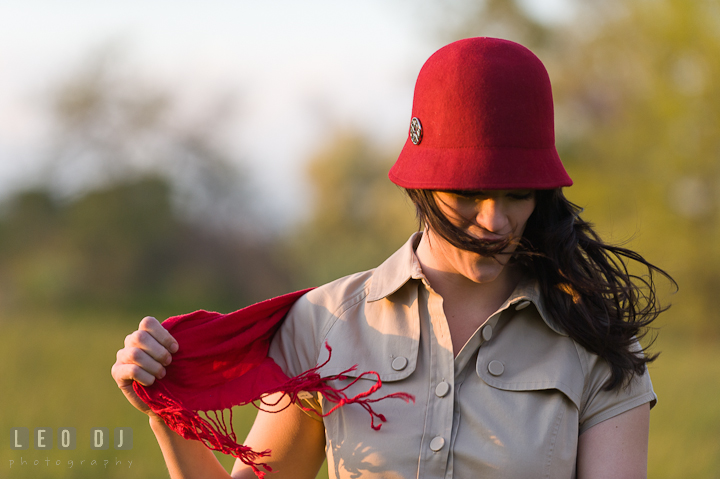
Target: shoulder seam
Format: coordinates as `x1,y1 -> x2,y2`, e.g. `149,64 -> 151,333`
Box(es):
317,279 -> 372,346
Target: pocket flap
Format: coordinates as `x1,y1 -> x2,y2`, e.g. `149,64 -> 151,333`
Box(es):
476,309 -> 585,409
316,290 -> 420,382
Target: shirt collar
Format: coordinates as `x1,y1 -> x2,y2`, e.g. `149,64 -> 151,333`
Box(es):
500,277 -> 567,336
367,232 -> 567,337
367,232 -> 424,302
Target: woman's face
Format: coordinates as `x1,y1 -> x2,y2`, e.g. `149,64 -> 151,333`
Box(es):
425,189 -> 536,284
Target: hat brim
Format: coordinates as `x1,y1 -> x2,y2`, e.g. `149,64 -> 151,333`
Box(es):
389,139 -> 573,190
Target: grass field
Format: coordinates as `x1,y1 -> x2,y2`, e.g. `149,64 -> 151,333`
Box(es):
1,312 -> 717,478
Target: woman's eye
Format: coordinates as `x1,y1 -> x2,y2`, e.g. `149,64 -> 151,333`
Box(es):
452,190 -> 485,199
508,192 -> 534,200
446,190 -> 533,201
457,194 -> 479,200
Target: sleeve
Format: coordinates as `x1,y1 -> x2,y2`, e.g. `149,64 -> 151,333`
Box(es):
267,290 -> 332,421
578,341 -> 658,435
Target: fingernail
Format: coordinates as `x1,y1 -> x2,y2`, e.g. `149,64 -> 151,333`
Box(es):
170,343 -> 179,353
158,368 -> 166,379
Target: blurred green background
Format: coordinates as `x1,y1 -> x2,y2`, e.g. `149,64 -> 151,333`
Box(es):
2,0 -> 719,477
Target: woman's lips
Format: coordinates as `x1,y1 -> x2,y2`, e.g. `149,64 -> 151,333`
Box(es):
473,235 -> 507,243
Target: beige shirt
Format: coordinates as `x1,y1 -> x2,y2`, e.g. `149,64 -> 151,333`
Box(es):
269,233 -> 657,479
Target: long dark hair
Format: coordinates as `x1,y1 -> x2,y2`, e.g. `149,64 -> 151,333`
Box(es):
405,188 -> 676,391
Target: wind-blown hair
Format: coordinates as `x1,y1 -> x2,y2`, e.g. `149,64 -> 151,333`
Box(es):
405,188 -> 676,391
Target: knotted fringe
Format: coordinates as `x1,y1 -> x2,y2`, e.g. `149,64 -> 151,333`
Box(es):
136,343 -> 414,478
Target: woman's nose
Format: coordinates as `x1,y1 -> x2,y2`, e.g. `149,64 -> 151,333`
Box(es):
475,199 -> 510,234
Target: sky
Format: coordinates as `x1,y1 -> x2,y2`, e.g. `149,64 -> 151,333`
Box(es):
0,0 -> 572,224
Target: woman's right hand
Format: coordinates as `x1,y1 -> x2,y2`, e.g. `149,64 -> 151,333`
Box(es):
111,316 -> 179,417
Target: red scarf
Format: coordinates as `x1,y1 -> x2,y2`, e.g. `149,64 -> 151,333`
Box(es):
133,289 -> 414,478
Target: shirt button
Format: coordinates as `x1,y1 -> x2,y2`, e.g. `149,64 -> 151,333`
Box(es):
429,436 -> 445,452
435,381 -> 451,397
488,360 -> 505,376
515,300 -> 531,310
482,324 -> 493,341
391,356 -> 408,371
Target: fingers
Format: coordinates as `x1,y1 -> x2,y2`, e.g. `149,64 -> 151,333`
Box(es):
111,360 -> 159,388
139,316 -> 179,355
111,316 -> 181,416
113,316 -> 179,388
117,345 -> 166,379
123,317 -> 178,366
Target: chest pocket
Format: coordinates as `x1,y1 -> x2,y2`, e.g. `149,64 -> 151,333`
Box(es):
454,309 -> 586,478
476,308 -> 585,409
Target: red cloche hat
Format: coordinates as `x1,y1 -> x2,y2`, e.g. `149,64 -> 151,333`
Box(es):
389,37 -> 572,190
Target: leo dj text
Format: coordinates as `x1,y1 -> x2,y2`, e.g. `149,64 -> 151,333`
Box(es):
10,427 -> 132,450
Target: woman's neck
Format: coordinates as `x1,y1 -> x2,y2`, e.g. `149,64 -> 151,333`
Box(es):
415,230 -> 522,354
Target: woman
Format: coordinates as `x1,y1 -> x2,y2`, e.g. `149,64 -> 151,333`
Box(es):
112,37 -> 672,478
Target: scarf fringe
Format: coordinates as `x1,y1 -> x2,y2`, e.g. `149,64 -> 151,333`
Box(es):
136,342 -> 414,478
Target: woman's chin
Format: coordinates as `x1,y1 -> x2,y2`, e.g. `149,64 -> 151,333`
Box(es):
462,255 -> 519,285
464,265 -> 505,285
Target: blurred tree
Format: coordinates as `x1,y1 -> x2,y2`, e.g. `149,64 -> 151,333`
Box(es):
283,134 -> 417,287
547,0 -> 720,336
0,49 -> 292,319
43,46 -> 256,235
0,177 -> 292,317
